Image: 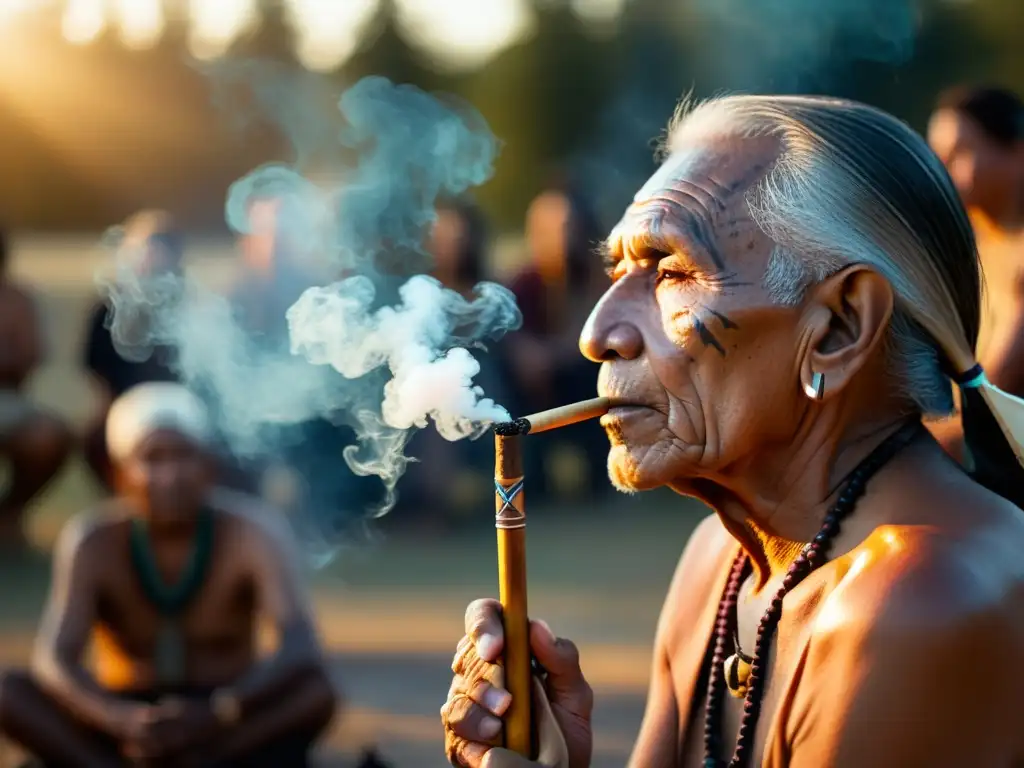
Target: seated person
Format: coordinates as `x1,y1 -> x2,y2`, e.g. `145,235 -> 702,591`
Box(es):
0,382 -> 338,767
82,211 -> 182,492
0,228 -> 73,548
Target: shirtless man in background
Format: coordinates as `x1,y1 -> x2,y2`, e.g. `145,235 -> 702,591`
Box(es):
0,228 -> 73,548
927,86 -> 1024,461
0,382 -> 338,767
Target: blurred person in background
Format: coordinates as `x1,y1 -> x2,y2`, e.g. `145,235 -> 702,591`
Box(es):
227,195 -> 384,538
82,211 -> 182,492
0,228 -> 73,550
927,86 -> 1024,461
0,382 -> 338,767
502,180 -> 607,501
398,197 -> 508,527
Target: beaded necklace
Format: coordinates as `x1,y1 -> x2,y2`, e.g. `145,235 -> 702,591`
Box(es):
702,420 -> 923,768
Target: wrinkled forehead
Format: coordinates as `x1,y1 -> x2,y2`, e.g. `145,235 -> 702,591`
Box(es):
610,136 -> 779,253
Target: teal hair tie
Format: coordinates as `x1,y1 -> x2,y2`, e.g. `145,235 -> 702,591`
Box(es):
954,362 -> 987,389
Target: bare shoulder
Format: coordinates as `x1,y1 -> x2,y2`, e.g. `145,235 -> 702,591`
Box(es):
0,282 -> 38,313
52,502 -> 133,572
817,475 -> 1024,660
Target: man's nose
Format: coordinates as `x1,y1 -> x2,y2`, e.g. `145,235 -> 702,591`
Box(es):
578,285 -> 644,362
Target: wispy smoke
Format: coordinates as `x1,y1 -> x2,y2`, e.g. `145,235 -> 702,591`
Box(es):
694,0 -> 920,92
99,73 -> 521,555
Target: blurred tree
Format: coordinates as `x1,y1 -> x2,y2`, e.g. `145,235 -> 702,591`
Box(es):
0,0 -> 1022,233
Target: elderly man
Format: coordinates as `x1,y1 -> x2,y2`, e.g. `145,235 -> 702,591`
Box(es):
927,87 -> 1024,463
440,95 -> 1024,767
0,382 -> 338,767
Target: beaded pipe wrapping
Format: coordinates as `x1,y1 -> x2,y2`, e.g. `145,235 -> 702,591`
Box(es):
491,396 -> 610,758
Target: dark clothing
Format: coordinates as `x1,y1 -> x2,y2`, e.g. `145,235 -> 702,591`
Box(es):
4,673 -> 314,768
83,302 -> 178,399
501,267 -> 606,501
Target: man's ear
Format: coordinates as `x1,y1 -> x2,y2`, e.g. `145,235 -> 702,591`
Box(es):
798,265 -> 895,400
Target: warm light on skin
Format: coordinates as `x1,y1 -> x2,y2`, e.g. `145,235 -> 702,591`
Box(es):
188,0 -> 258,60
112,0 -> 164,50
62,0 -> 105,46
394,0 -> 536,72
285,0 -> 378,72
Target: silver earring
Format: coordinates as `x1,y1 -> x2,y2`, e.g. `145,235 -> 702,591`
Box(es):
804,371 -> 825,401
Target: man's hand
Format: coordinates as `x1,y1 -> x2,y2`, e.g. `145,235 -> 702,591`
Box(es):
120,698 -> 220,762
441,599 -> 593,768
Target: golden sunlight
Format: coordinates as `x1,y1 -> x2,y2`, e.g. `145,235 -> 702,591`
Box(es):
285,0 -> 379,72
394,0 -> 536,72
187,0 -> 259,61
112,0 -> 165,51
62,0 -> 105,46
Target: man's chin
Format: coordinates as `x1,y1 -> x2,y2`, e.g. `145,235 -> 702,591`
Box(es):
607,446 -> 672,494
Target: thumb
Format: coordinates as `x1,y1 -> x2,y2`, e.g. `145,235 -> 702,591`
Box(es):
482,678 -> 568,768
530,620 -> 585,694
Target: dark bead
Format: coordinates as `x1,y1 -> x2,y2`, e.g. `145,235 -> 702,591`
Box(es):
813,531 -> 830,545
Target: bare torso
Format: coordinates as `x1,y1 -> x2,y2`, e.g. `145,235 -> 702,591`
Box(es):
82,493 -> 271,693
647,443 -> 1024,767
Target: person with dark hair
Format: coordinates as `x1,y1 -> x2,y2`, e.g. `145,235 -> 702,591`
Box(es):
501,181 -> 608,501
430,197 -> 487,297
0,228 -> 73,549
82,211 -> 183,492
927,86 -> 1024,461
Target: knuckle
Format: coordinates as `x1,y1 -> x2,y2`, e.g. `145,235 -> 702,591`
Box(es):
559,638 -> 581,667
465,599 -> 501,637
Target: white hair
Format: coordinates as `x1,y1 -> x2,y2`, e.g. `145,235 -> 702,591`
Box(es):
106,382 -> 211,464
665,95 -> 983,416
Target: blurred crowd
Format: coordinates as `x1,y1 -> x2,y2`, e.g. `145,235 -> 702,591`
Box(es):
2,84 -> 1024,550
0,172 -> 615,549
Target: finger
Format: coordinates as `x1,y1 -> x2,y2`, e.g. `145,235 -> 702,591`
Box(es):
440,693 -> 503,744
452,635 -> 472,673
480,748 -> 536,768
465,598 -> 504,661
454,645 -> 506,689
445,732 -> 490,768
530,620 -> 593,718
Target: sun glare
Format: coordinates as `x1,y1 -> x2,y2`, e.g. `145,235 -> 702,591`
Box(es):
394,0 -> 536,72
285,0 -> 379,72
112,0 -> 165,50
188,0 -> 259,61
62,0 -> 105,46
46,0 -> 554,71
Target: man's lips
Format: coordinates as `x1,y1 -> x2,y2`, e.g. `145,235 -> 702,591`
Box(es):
599,400 -> 657,424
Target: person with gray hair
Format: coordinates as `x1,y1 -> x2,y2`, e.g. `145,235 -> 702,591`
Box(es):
440,95 -> 1024,768
0,382 -> 339,766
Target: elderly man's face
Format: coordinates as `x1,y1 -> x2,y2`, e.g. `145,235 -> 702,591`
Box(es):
119,429 -> 213,522
580,135 -> 806,492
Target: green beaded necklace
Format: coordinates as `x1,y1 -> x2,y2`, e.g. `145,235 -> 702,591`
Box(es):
129,507 -> 215,686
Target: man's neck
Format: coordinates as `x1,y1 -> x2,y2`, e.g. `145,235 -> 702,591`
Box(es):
690,403 -> 915,592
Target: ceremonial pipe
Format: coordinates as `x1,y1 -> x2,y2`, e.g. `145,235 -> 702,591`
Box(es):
491,396 -> 610,757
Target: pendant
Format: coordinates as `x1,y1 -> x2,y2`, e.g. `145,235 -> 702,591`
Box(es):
723,653 -> 751,699
154,620 -> 187,687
